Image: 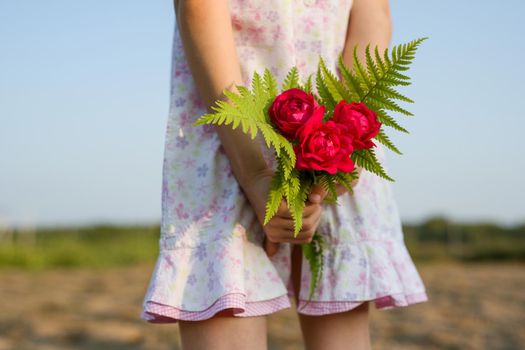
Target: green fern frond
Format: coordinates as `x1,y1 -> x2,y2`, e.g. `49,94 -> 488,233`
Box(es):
337,54 -> 363,100
263,68 -> 278,97
335,171 -> 357,194
279,136 -> 296,166
193,69 -> 295,162
301,232 -> 324,305
351,149 -> 394,182
315,173 -> 338,204
319,56 -> 353,103
234,85 -> 251,97
333,38 -> 426,136
375,129 -> 402,155
258,124 -> 279,152
366,95 -> 413,116
381,76 -> 411,87
352,46 -> 372,89
302,74 -> 313,94
361,38 -> 427,102
251,72 -> 271,115
295,176 -> 312,235
365,44 -> 381,82
282,171 -> 305,236
277,149 -> 294,180
195,101 -> 260,139
282,66 -> 300,90
374,84 -> 414,103
315,66 -> 337,111
264,172 -> 285,225
374,46 -> 387,74
366,102 -> 409,133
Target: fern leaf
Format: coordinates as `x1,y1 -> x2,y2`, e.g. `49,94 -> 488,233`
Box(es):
374,46 -> 387,74
366,95 -> 414,116
383,47 -> 392,69
352,46 -> 371,89
365,44 -> 381,82
194,68 -> 295,161
351,149 -> 394,182
319,56 -> 353,103
282,172 -> 305,236
316,173 -> 338,204
264,172 -> 284,225
337,53 -> 363,100
277,149 -> 294,180
251,72 -> 270,113
381,76 -> 411,87
263,68 -> 278,97
335,171 -> 357,194
365,102 -> 409,133
302,74 -> 313,94
374,84 -> 414,103
301,232 -> 324,305
355,38 -> 425,103
282,66 -> 300,90
388,70 -> 412,82
279,135 -> 296,166
315,66 -> 337,110
375,129 -> 402,155
347,38 -> 426,131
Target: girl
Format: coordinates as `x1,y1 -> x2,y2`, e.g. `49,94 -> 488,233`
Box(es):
141,0 -> 428,349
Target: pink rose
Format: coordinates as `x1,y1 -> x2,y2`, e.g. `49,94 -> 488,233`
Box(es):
293,106 -> 355,174
269,88 -> 320,140
333,101 -> 381,150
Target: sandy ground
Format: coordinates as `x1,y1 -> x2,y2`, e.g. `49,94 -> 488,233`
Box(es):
0,262 -> 524,350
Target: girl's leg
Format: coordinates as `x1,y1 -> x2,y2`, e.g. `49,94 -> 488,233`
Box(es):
291,244 -> 372,350
298,304 -> 372,350
179,314 -> 267,350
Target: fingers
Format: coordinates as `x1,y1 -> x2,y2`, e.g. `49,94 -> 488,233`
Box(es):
264,206 -> 322,245
275,200 -> 293,219
263,187 -> 325,254
308,184 -> 328,204
268,205 -> 322,231
275,198 -> 320,219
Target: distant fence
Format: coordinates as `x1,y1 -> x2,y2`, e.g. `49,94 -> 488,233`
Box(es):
0,226 -> 37,246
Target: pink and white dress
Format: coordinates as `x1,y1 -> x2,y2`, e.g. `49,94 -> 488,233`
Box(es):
141,0 -> 428,323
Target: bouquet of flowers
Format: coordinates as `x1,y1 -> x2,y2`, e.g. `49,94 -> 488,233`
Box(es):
194,38 -> 426,303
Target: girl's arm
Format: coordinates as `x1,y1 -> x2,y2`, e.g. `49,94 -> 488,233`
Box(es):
335,0 -> 392,195
342,0 -> 392,63
175,1 -> 326,255
175,1 -> 268,188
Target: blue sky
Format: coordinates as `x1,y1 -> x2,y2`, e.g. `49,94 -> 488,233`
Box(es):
1,0 -> 524,228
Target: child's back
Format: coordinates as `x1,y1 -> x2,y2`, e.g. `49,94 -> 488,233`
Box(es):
141,0 -> 427,324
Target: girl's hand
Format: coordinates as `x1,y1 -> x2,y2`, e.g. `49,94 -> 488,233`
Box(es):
335,166 -> 363,196
242,170 -> 328,257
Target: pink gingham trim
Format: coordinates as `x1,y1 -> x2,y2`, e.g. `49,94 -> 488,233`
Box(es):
141,293 -> 291,323
296,291 -> 429,315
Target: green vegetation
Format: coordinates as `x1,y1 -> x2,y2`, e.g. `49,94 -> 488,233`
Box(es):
404,217 -> 525,262
0,217 -> 523,269
0,224 -> 159,270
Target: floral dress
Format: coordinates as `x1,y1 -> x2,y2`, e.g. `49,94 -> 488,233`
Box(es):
141,0 -> 428,323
